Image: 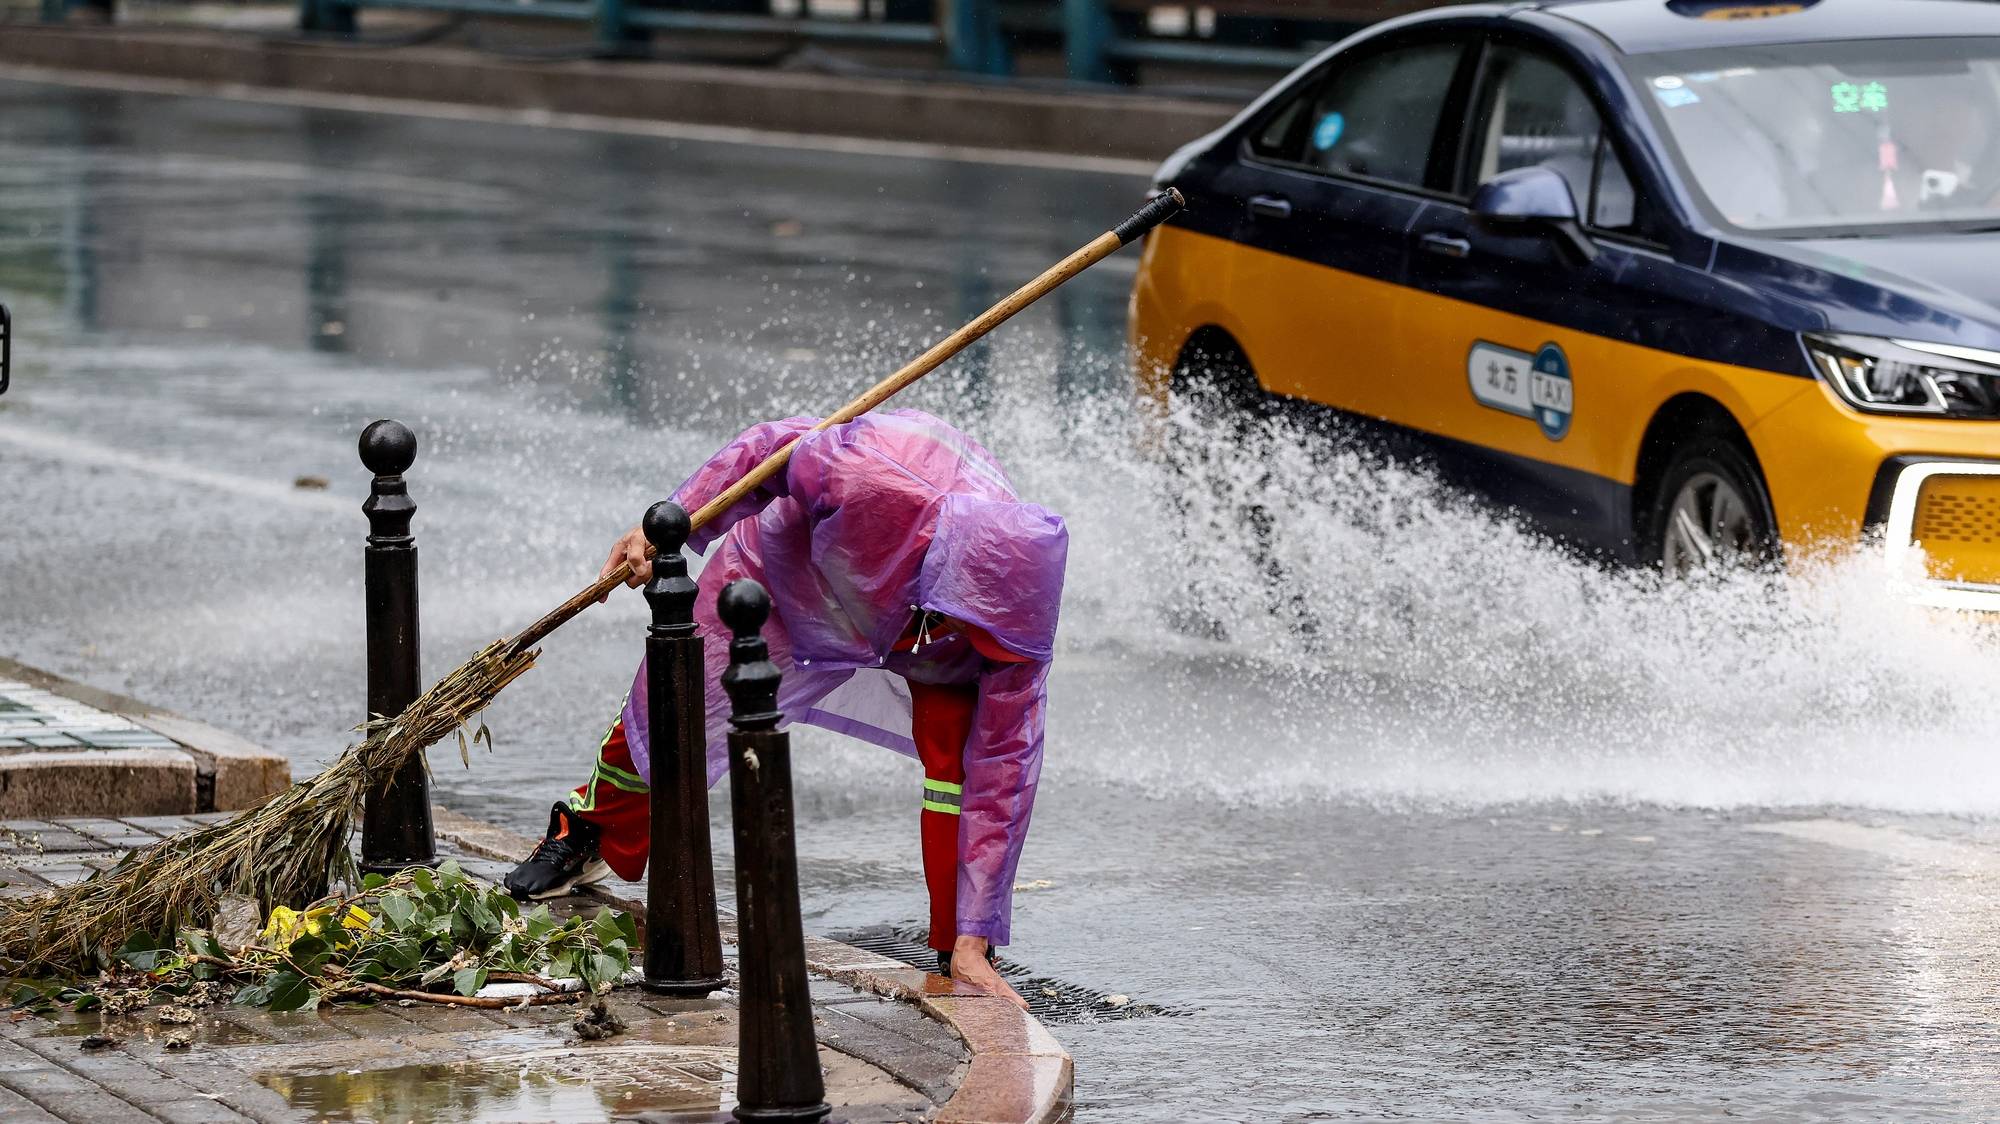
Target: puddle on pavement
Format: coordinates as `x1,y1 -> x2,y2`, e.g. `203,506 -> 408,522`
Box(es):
259,1044 -> 737,1123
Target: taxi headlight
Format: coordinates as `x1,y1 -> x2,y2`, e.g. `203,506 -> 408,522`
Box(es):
1803,333 -> 2000,418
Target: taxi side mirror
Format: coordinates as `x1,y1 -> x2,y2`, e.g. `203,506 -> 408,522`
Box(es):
1471,166 -> 1598,264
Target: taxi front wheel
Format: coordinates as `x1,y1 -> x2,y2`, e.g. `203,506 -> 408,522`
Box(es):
1159,333 -> 1305,639
1645,436 -> 1780,578
1167,332 -> 1267,431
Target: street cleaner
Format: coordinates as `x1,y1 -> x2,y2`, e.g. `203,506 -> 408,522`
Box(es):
503,408 -> 1066,1008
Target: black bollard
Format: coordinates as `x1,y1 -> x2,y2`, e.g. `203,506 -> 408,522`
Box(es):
719,580 -> 830,1123
357,419 -> 438,874
640,500 -> 726,997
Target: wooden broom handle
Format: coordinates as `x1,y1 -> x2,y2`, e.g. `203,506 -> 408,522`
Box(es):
505,188 -> 1185,656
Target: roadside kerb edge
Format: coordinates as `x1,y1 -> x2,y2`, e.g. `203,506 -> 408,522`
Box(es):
0,658 -> 290,814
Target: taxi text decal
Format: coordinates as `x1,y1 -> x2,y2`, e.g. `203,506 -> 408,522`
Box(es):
1467,340 -> 1574,441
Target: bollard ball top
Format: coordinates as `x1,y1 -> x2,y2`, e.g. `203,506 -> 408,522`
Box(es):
717,579 -> 771,638
642,501 -> 692,555
358,419 -> 417,476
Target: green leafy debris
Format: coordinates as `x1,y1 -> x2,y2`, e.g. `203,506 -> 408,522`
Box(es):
7,863 -> 633,1018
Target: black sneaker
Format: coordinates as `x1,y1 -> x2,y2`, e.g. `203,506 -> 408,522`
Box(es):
503,803 -> 611,901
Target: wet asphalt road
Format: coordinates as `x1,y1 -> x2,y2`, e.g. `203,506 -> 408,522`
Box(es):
4,78 -> 2000,1122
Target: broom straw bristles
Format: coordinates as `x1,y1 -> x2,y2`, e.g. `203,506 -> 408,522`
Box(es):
0,641 -> 538,973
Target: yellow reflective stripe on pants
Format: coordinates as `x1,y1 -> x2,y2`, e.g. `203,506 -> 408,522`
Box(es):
921,778 -> 962,816
593,760 -> 648,793
573,760 -> 646,814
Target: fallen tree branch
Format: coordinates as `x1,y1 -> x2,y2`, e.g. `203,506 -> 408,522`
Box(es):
485,970 -> 567,991
341,981 -> 578,1009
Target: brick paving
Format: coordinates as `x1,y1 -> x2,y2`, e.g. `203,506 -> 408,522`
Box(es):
0,817 -> 967,1123
1,814 -> 233,896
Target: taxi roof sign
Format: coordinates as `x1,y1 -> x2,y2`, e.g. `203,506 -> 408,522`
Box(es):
1665,0 -> 1819,18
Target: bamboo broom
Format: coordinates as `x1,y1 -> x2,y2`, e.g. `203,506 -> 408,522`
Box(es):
0,189 -> 1184,972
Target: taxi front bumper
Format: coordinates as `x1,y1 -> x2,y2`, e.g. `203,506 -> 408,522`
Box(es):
1700,378 -> 2000,608
1883,461 -> 2000,611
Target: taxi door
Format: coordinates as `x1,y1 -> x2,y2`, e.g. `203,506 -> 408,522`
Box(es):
1398,39 -> 1673,546
1216,33 -> 1474,418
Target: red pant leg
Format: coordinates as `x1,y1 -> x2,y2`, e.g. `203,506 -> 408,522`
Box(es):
909,681 -> 977,954
566,717 -> 651,882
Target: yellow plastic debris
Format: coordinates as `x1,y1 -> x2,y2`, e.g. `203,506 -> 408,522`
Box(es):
260,903 -> 372,948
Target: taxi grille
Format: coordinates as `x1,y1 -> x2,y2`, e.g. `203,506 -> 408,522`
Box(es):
1913,474 -> 2000,587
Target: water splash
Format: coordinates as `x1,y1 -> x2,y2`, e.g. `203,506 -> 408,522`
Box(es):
924,362 -> 2000,815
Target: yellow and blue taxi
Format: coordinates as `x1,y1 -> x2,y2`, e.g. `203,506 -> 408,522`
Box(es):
1130,0 -> 2000,608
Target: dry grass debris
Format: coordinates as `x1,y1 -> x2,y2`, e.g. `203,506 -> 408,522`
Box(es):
0,640 -> 537,973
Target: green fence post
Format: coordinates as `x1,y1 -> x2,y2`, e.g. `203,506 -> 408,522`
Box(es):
1062,0 -> 1118,83
595,0 -> 648,55
945,0 -> 1008,75
300,0 -> 356,36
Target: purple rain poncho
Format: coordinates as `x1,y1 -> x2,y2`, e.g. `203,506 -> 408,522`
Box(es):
619,409 -> 1068,946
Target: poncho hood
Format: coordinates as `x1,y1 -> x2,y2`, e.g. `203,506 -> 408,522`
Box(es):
918,493 -> 1068,663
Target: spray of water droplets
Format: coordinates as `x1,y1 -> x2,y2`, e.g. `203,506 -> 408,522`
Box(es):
892,349 -> 2000,814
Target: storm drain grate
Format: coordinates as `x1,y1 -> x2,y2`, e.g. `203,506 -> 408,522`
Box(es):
827,925 -> 1184,1025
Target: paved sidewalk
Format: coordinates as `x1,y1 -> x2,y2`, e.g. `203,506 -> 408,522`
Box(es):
0,657 -> 1070,1122
0,817 -> 967,1123
0,812 -> 232,896
0,659 -> 290,819
431,811 -> 1075,1124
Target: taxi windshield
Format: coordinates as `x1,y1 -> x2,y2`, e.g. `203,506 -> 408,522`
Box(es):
1623,38 -> 2000,235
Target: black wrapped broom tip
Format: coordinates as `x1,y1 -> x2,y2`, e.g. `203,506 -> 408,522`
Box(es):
1113,187 -> 1186,246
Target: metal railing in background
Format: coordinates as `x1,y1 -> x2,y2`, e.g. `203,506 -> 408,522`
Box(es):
40,0 -> 110,23
1,304 -> 11,397
1063,0 -> 1454,82
37,0 -> 1447,82
294,0 -> 1000,72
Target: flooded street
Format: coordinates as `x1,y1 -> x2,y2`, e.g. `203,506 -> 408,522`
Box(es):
4,79 -> 2000,1121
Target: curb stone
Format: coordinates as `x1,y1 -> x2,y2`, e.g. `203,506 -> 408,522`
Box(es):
0,658 -> 291,817
0,750 -> 197,821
